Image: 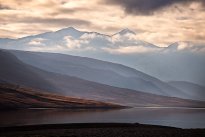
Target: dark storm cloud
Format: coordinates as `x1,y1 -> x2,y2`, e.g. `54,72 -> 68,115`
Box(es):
105,0 -> 205,15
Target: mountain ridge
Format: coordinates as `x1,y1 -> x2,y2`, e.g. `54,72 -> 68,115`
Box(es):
8,49 -> 185,98
7,49 -> 205,101
1,49 -> 205,107
168,81 -> 205,101
0,27 -> 199,49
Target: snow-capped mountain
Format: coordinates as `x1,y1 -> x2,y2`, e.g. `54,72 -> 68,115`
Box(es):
0,27 -> 204,86
113,28 -> 136,36
0,27 -> 155,51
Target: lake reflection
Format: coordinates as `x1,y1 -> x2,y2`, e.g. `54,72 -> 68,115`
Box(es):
0,108 -> 205,128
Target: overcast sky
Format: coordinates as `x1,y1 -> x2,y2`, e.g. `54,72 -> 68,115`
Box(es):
0,0 -> 205,46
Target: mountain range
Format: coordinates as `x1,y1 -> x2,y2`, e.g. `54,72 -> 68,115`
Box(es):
0,27 -> 205,108
0,49 -> 205,108
8,49 -> 200,100
0,27 -> 204,86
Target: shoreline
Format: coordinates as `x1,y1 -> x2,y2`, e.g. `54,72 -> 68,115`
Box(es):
1,123 -> 205,137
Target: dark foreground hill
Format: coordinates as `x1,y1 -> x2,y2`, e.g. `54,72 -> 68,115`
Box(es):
0,123 -> 205,137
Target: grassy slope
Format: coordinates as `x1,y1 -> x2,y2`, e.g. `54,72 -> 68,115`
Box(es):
0,83 -> 123,109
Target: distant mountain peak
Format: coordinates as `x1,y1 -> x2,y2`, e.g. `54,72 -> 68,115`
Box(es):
56,26 -> 79,33
115,28 -> 136,36
51,27 -> 84,38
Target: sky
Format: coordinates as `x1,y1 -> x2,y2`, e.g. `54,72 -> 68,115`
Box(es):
0,0 -> 205,46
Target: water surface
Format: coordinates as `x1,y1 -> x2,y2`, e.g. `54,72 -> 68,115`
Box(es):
1,107 -> 205,128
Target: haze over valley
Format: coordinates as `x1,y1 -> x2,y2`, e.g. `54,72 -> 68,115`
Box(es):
0,0 -> 205,132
